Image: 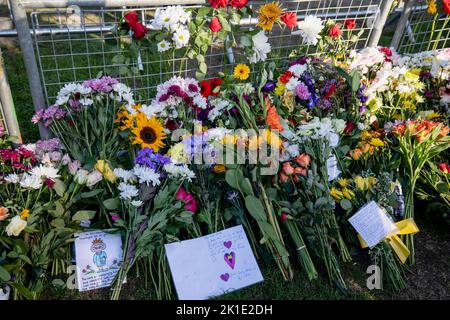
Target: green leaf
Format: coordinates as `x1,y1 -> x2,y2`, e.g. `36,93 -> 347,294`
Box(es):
103,198 -> 120,210
196,54 -> 205,63
72,210 -> 96,221
53,179 -> 66,197
0,265 -> 11,282
436,182 -> 449,193
244,196 -> 267,222
240,178 -> 255,197
51,218 -> 66,229
240,35 -> 252,47
81,189 -> 103,198
19,254 -> 32,265
10,282 -> 33,300
218,15 -> 231,32
340,199 -> 352,211
199,62 -> 207,74
197,6 -> 211,17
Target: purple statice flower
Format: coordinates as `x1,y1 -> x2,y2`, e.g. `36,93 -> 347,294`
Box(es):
317,98 -> 333,110
35,138 -> 62,154
295,81 -> 310,100
135,147 -> 171,170
83,76 -> 118,93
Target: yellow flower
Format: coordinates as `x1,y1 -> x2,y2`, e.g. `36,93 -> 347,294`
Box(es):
427,112 -> 442,120
95,160 -> 117,183
222,134 -> 237,145
330,187 -> 343,200
367,176 -> 376,190
337,178 -> 351,188
168,142 -> 189,164
274,82 -> 286,96
354,176 -> 365,191
131,113 -> 167,152
370,138 -> 385,147
20,209 -> 30,220
257,2 -> 283,31
427,0 -> 437,14
233,64 -> 250,81
342,188 -> 355,200
213,164 -> 227,173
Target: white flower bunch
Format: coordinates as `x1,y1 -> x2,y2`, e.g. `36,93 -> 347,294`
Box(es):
249,31 -> 271,64
207,98 -> 232,122
164,163 -> 196,182
151,6 -> 192,51
292,15 -> 324,46
295,117 -> 346,147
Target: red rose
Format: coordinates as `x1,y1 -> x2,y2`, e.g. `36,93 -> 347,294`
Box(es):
379,47 -> 392,57
200,80 -> 213,97
438,163 -> 450,174
280,212 -> 288,222
230,0 -> 249,8
281,12 -> 298,30
344,121 -> 356,134
328,24 -> 342,38
211,78 -> 223,96
443,0 -> 450,14
133,22 -> 148,40
344,19 -> 356,30
209,0 -> 228,8
124,11 -> 139,29
210,17 -> 222,33
279,71 -> 293,84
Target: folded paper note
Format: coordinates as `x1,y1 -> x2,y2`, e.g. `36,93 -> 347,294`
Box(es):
165,225 -> 263,300
74,230 -> 123,292
348,201 -> 399,248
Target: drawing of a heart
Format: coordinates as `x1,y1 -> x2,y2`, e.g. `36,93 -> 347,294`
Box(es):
220,273 -> 230,282
223,241 -> 232,249
224,252 -> 236,269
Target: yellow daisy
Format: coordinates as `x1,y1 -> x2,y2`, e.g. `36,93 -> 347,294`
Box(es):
257,2 -> 283,31
131,113 -> 167,152
233,64 -> 250,81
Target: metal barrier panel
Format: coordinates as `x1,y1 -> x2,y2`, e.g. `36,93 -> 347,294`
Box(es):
396,0 -> 450,54
29,0 -> 384,106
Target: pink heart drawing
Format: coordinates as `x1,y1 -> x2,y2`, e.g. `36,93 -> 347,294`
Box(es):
223,241 -> 232,249
224,252 -> 236,269
220,273 -> 230,282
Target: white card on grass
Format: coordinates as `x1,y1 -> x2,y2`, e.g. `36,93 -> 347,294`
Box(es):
348,201 -> 399,248
74,230 -> 122,292
165,225 -> 263,300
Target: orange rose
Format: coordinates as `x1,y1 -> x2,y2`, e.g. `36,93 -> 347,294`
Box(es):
0,207 -> 9,221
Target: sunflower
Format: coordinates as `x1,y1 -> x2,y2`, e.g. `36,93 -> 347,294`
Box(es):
257,2 -> 283,31
233,64 -> 250,80
131,113 -> 167,151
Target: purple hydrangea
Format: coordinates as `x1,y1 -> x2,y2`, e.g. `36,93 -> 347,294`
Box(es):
317,98 -> 333,110
295,82 -> 310,100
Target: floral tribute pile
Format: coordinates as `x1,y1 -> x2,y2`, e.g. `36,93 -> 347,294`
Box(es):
1,1 -> 450,299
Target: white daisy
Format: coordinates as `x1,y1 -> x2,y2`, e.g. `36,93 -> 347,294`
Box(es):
4,173 -> 20,184
118,182 -> 139,200
164,163 -> 196,182
293,15 -> 324,46
20,174 -> 43,190
133,165 -> 161,186
113,168 -> 136,183
157,40 -> 171,53
29,165 -> 60,180
172,28 -> 190,48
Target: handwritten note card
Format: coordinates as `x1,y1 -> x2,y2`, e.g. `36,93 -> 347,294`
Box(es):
348,201 -> 399,248
74,230 -> 123,292
165,225 -> 263,300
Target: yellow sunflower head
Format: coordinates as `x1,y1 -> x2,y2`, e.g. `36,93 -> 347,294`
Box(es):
257,2 -> 283,31
233,64 -> 250,81
131,113 -> 167,152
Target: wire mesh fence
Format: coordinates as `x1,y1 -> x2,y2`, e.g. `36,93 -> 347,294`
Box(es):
396,0 -> 450,54
29,0 -> 385,106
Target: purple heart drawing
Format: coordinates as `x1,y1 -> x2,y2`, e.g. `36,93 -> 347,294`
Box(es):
223,241 -> 232,249
220,273 -> 230,282
224,252 -> 236,269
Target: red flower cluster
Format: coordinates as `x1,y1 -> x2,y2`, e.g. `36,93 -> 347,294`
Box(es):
209,0 -> 249,8
279,71 -> 294,84
0,147 -> 37,171
328,24 -> 342,38
200,78 -> 223,98
379,47 -> 393,62
391,119 -> 450,142
210,17 -> 222,32
438,163 -> 450,174
344,120 -> 356,134
176,187 -> 198,213
344,19 -> 356,30
124,11 -> 148,40
279,153 -> 311,183
444,0 -> 450,14
281,12 -> 298,29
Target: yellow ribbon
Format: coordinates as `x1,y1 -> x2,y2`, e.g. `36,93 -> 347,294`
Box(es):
358,218 -> 419,264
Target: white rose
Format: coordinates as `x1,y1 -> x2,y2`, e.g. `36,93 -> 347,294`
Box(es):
6,216 -> 27,237
74,169 -> 89,185
86,170 -> 103,187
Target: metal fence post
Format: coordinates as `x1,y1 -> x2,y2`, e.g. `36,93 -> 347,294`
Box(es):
0,46 -> 22,142
9,0 -> 50,139
368,0 -> 395,47
391,0 -> 417,50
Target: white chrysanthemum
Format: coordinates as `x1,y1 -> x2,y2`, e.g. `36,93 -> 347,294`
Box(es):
249,31 -> 271,64
288,64 -> 307,77
293,15 -> 324,46
113,168 -> 136,183
29,165 -> 60,180
118,182 -> 139,200
4,173 -> 20,184
193,94 -> 207,109
285,77 -> 301,91
157,40 -> 171,52
20,174 -> 43,189
172,28 -> 190,48
164,163 -> 196,182
133,165 -> 161,186
131,200 -> 143,207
